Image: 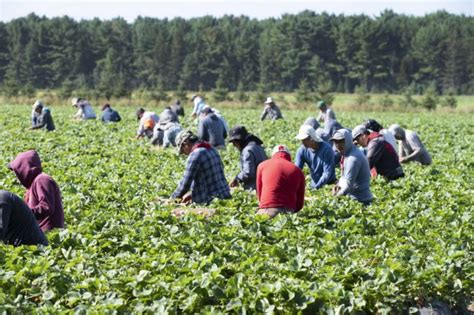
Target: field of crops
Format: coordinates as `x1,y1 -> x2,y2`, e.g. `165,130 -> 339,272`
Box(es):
0,104 -> 472,313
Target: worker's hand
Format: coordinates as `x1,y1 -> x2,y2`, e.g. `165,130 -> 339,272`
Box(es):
332,185 -> 340,196
399,157 -> 407,164
229,178 -> 239,188
182,193 -> 192,205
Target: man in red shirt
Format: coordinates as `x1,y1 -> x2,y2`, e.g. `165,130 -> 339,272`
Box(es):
256,145 -> 305,218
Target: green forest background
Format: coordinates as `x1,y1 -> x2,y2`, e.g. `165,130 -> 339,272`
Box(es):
0,11 -> 473,101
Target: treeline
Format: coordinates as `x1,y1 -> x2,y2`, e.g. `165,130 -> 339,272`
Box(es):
0,11 -> 473,98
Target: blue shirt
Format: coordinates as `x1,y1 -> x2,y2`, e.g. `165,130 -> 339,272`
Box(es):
101,108 -> 121,123
172,145 -> 231,204
295,141 -> 336,189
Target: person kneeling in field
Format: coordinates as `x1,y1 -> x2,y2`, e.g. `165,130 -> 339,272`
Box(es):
171,130 -> 231,204
30,100 -> 55,131
228,125 -> 267,190
256,145 -> 305,218
72,97 -> 96,120
136,108 -> 159,139
101,104 -> 121,123
9,150 -> 64,232
331,129 -> 373,205
295,125 -> 336,189
151,107 -> 182,148
388,124 -> 432,165
352,125 -> 404,181
0,190 -> 48,246
197,107 -> 227,149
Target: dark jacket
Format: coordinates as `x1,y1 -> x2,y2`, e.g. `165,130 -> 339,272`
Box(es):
31,108 -> 55,131
171,103 -> 185,117
366,132 -> 404,180
0,190 -> 48,246
260,105 -> 283,121
101,107 -> 122,123
9,151 -> 64,232
235,135 -> 268,190
198,114 -> 227,147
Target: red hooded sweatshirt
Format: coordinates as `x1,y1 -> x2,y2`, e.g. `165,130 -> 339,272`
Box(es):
256,152 -> 305,212
9,150 -> 64,232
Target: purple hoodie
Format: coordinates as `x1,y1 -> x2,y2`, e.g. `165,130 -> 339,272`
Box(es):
9,150 -> 64,232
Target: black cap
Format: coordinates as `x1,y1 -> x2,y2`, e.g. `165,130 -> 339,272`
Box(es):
365,119 -> 383,132
228,125 -> 248,142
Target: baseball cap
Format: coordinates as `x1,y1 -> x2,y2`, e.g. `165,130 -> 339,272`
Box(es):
228,125 -> 248,142
352,125 -> 368,140
317,100 -> 326,108
295,125 -> 323,142
176,130 -> 194,151
272,144 -> 290,156
330,129 -> 346,141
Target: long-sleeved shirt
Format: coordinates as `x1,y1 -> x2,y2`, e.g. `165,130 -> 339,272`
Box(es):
31,108 -> 55,131
256,152 -> 305,212
366,132 -> 404,180
336,130 -> 373,203
295,141 -> 336,189
163,123 -> 183,148
192,97 -> 206,116
197,114 -> 227,147
0,190 -> 48,246
9,150 -> 64,232
172,142 -> 231,204
400,130 -> 432,165
260,105 -> 283,121
318,108 -> 336,123
74,101 -> 96,120
137,112 -> 159,136
235,137 -> 268,190
323,118 -> 343,139
101,108 -> 121,123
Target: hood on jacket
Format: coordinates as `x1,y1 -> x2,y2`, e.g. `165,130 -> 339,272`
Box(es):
388,124 -> 405,140
8,150 -> 43,188
331,129 -> 353,156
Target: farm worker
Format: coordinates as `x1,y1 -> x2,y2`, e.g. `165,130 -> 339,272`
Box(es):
331,129 -> 373,205
101,104 -> 121,123
388,124 -> 432,165
171,100 -> 185,117
72,97 -> 96,120
30,100 -> 55,131
190,94 -> 206,118
303,117 -> 330,142
151,107 -> 182,147
260,97 -> 283,121
364,119 -> 398,154
8,150 -> 64,232
352,125 -> 404,181
199,105 -> 229,132
171,130 -> 231,204
256,145 -> 305,218
317,100 -> 336,123
323,117 -> 343,140
228,125 -> 268,190
197,106 -> 227,149
136,108 -> 159,139
295,125 -> 336,189
0,190 -> 48,246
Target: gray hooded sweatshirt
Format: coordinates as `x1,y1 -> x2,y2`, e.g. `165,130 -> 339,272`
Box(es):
336,129 -> 373,203
388,125 -> 432,165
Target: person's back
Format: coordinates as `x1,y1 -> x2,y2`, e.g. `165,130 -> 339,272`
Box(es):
9,150 -> 64,232
239,138 -> 268,190
257,148 -> 305,213
295,140 -> 336,189
171,101 -> 185,117
198,113 -> 227,148
101,107 -> 121,123
366,133 -> 404,180
0,190 -> 48,246
33,108 -> 55,131
324,118 -> 342,138
379,129 -> 398,155
404,130 -> 432,165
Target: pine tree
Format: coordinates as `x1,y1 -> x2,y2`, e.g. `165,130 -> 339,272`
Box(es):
235,81 -> 249,103
212,74 -> 229,103
314,80 -> 335,105
354,85 -> 371,106
295,79 -> 314,103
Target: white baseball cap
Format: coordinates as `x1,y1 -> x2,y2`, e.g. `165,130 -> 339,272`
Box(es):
295,125 -> 323,142
272,144 -> 290,156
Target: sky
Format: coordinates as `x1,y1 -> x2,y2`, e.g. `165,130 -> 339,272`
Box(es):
0,0 -> 472,22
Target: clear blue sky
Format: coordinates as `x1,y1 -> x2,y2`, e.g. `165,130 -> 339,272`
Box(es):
0,0 -> 472,22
